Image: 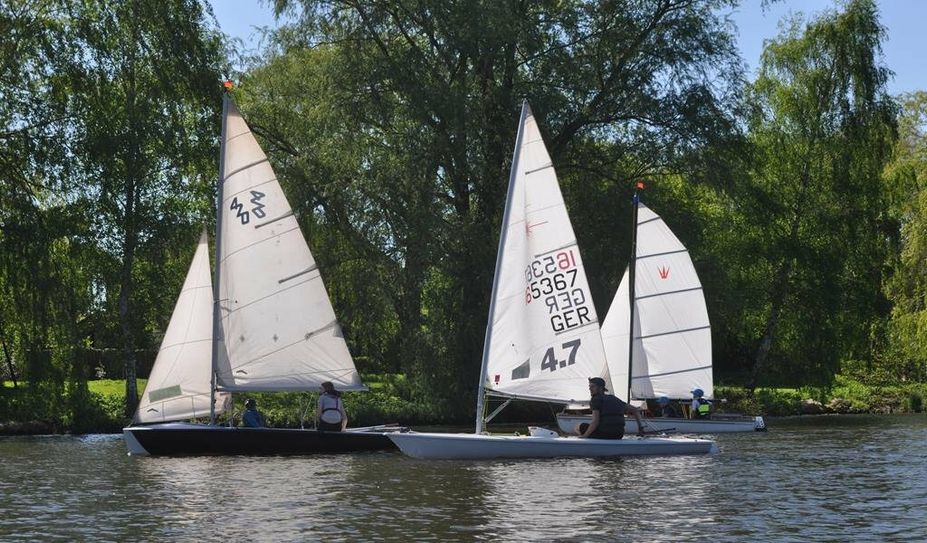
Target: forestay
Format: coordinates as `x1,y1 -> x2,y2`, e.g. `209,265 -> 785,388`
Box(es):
215,101 -> 364,392
482,103 -> 609,404
602,203 -> 712,401
135,232 -> 230,423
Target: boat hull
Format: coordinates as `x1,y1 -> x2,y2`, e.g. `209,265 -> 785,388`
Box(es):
556,414 -> 766,434
123,422 -> 397,456
387,431 -> 716,460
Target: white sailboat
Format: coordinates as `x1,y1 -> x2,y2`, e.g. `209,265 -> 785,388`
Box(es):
123,89 -> 396,455
388,102 -> 716,459
556,195 -> 765,434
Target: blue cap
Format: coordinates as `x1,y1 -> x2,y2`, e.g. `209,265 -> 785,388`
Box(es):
691,389 -> 704,398
657,396 -> 670,405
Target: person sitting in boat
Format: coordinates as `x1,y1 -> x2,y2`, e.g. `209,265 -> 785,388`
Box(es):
578,377 -> 645,439
655,396 -> 681,418
242,398 -> 265,428
317,381 -> 347,431
690,389 -> 712,419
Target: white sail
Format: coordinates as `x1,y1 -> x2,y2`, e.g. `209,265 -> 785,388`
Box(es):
601,203 -> 713,401
135,231 -> 230,423
482,103 -> 609,404
215,101 -> 364,392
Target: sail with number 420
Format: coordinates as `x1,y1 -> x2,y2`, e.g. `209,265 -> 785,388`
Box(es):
214,101 -> 365,392
480,102 -> 610,406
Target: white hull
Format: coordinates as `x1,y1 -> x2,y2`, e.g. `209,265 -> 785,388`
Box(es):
556,414 -> 766,434
387,431 -> 716,460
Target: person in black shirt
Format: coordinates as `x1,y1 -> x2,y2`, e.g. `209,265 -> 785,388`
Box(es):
579,377 -> 645,439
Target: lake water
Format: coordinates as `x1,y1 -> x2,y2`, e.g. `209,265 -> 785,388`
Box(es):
1,415 -> 925,541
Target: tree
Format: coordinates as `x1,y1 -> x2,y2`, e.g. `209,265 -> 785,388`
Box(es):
732,0 -> 897,387
243,0 -> 744,415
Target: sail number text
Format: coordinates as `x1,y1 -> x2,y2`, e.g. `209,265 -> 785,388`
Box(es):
524,249 -> 594,333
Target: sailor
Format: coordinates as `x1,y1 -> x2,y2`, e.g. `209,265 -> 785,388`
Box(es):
242,398 -> 265,428
578,377 -> 645,439
317,381 -> 348,431
690,389 -> 712,419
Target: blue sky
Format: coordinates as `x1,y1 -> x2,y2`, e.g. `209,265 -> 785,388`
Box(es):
207,0 -> 925,95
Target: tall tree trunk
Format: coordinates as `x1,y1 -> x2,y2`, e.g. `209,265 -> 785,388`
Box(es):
121,2 -> 140,418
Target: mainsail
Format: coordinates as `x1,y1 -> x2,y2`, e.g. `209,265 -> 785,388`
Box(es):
480,102 -> 609,406
135,231 -> 230,423
215,100 -> 364,392
601,202 -> 713,401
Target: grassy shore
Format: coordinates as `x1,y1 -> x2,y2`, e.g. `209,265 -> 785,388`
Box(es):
1,375 -> 924,434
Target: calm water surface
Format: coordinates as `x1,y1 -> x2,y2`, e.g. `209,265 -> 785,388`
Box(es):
1,415 -> 925,542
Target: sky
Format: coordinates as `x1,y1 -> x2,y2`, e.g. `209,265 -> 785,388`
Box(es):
207,0 -> 926,96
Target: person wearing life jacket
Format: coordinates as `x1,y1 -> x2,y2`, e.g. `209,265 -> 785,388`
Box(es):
316,381 -> 347,431
578,377 -> 645,439
690,388 -> 712,419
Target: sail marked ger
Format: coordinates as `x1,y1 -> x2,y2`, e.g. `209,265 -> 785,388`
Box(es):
481,102 -> 610,406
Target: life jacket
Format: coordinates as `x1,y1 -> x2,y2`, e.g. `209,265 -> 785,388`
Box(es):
319,394 -> 343,424
695,398 -> 711,418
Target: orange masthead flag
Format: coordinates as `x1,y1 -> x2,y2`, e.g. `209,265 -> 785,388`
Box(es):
636,180 -> 646,190
223,80 -> 234,90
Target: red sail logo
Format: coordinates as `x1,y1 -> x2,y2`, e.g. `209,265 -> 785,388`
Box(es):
658,266 -> 670,279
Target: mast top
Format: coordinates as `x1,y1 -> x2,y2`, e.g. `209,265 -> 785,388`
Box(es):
223,80 -> 234,91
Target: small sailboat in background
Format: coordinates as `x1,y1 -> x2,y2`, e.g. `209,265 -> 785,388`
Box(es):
123,86 -> 398,455
557,190 -> 765,434
388,102 -> 716,459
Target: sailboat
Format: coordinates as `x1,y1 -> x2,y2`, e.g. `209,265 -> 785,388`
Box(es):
387,102 -> 716,459
556,192 -> 766,434
123,88 -> 398,455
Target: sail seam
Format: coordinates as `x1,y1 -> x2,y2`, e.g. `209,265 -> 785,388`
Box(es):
636,325 -> 711,340
223,157 -> 270,181
535,242 -> 579,258
553,321 -> 600,336
157,337 -> 211,352
631,364 -> 712,379
222,176 -> 280,202
224,273 -> 318,314
220,223 -> 301,261
637,216 -> 661,226
637,248 -> 688,260
635,286 -> 703,300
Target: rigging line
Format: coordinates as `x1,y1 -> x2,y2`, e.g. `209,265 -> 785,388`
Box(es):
635,285 -> 703,301
637,215 -> 661,227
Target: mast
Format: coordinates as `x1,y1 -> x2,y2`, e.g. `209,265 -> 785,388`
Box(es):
626,181 -> 643,403
475,101 -> 530,434
210,83 -> 231,424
